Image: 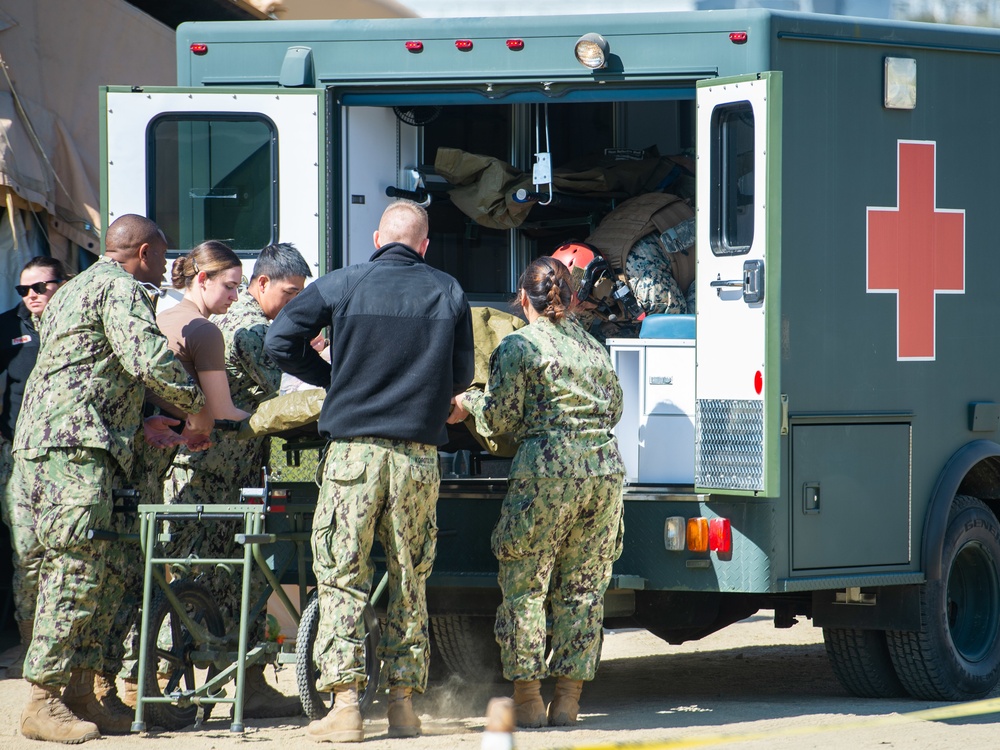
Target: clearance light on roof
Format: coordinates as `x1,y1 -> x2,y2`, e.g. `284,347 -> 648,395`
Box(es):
455,39 -> 474,51
730,31 -> 748,44
574,33 -> 609,69
405,40 -> 424,53
190,43 -> 208,55
507,39 -> 525,51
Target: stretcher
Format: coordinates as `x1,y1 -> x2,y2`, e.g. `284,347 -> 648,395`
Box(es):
119,464 -> 384,733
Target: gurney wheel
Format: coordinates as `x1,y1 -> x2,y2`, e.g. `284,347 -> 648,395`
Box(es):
296,590 -> 381,719
142,580 -> 226,730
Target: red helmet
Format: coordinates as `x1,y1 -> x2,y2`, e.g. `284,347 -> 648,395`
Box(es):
550,242 -> 597,272
550,242 -> 645,322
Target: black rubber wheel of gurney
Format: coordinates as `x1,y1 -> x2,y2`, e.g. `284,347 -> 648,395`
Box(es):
296,590 -> 381,719
142,580 -> 226,730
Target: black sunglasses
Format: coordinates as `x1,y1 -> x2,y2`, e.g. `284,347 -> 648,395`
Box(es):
15,280 -> 61,297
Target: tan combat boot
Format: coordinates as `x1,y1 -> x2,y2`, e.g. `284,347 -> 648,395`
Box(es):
386,685 -> 421,738
547,677 -> 584,726
20,681 -> 101,744
305,682 -> 363,743
241,664 -> 302,718
512,679 -> 546,728
2,619 -> 33,679
62,670 -> 133,735
121,678 -> 138,709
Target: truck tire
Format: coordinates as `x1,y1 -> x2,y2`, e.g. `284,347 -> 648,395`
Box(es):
887,495 -> 1000,700
822,628 -> 907,698
295,591 -> 381,719
429,615 -> 502,680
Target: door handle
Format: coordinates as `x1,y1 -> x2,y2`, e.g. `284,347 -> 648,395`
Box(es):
710,260 -> 765,303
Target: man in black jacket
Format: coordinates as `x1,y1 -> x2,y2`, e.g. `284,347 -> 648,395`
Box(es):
265,200 -> 474,743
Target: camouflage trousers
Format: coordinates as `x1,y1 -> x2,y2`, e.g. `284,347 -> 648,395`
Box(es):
0,436 -> 40,626
311,438 -> 439,692
163,454 -> 270,643
493,475 -> 624,682
109,437 -> 176,680
12,447 -> 121,687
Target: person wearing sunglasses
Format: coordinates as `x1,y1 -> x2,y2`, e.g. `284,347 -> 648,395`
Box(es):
0,256 -> 66,681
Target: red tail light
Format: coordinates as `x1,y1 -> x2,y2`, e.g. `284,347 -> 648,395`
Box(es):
709,518 -> 732,553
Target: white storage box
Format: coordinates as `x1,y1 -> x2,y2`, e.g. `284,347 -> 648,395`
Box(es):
608,314 -> 695,485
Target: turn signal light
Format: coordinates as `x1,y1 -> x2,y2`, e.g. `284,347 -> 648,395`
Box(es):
709,518 -> 732,552
687,518 -> 709,552
664,516 -> 686,551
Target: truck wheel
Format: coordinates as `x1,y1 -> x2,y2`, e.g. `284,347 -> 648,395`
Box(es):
430,615 -> 502,680
887,495 -> 1000,700
822,628 -> 907,698
295,591 -> 381,720
142,580 -> 224,730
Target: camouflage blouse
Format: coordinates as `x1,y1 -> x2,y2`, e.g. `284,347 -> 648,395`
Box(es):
464,316 -> 625,479
216,293 -> 282,411
13,256 -> 204,475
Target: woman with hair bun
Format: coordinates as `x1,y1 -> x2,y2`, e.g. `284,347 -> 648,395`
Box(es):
449,255 -> 625,730
150,240 -> 250,439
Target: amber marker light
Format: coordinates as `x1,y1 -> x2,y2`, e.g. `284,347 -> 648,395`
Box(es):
687,518 -> 709,552
190,43 -> 208,55
709,518 -> 732,553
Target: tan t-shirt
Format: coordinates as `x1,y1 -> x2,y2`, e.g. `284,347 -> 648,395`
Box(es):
149,297 -> 225,417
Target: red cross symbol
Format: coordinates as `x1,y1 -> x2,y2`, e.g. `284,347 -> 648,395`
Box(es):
867,140 -> 965,361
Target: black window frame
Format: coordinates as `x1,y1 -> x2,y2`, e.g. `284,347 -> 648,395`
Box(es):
146,112 -> 279,258
709,101 -> 755,257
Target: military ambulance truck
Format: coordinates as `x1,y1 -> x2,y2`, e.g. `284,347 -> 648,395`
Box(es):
101,9 -> 1000,703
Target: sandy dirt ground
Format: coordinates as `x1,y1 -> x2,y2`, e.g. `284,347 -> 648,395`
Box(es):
0,615 -> 998,749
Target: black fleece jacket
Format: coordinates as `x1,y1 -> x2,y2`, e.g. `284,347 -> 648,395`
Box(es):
264,242 -> 475,446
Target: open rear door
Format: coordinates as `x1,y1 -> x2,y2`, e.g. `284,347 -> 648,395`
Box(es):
101,86 -> 326,283
695,73 -> 782,497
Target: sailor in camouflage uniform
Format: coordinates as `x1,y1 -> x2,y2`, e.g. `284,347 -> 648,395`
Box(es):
161,242 -> 311,718
0,257 -> 67,679
452,255 -> 625,730
265,200 -> 474,743
12,214 -> 206,744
